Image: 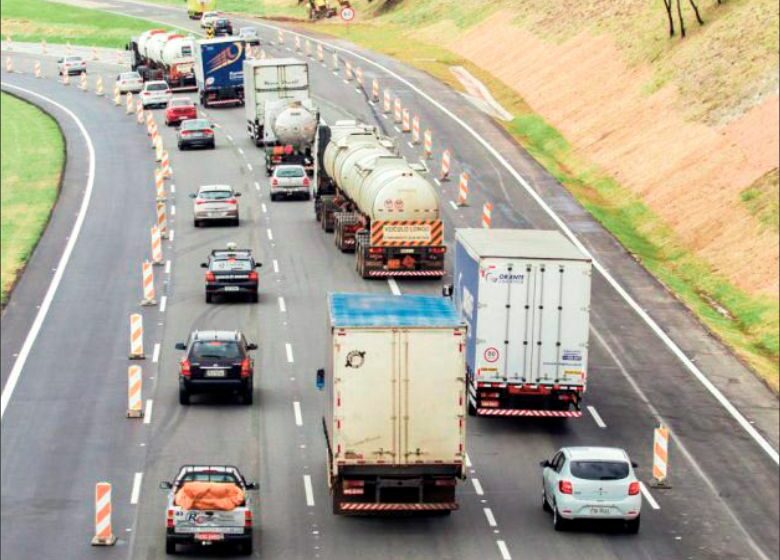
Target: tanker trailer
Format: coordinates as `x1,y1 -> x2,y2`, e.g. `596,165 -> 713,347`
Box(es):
318,120 -> 446,279
128,31 -> 196,90
263,99 -> 319,176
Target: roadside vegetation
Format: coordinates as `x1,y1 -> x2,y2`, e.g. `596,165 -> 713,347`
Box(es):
0,93 -> 64,305
0,0 -> 165,48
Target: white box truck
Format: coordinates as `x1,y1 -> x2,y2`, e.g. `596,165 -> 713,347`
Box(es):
453,229 -> 592,418
319,293 -> 467,514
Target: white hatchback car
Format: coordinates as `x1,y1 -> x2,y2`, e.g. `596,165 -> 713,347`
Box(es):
116,71 -> 143,93
541,447 -> 641,533
200,11 -> 221,28
269,165 -> 311,201
57,56 -> 87,76
190,185 -> 241,227
140,80 -> 172,109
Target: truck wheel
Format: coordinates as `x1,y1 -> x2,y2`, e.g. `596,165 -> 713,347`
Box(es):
205,293 -> 212,303
179,388 -> 190,406
165,537 -> 176,554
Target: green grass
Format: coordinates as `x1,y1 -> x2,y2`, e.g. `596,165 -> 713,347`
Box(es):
0,93 -> 65,305
740,169 -> 779,233
0,0 -> 178,48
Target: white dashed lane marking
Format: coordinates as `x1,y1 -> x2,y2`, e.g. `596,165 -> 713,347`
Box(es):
388,278 -> 401,296
159,296 -> 167,313
143,399 -> 153,424
278,296 -> 286,312
165,260 -> 171,274
303,475 -> 315,507
483,507 -> 497,527
640,482 -> 661,510
170,205 -> 176,216
497,540 -> 511,560
285,343 -> 294,363
587,405 -> 607,428
130,472 -> 143,505
267,229 -> 274,241
273,260 -> 279,273
471,478 -> 484,496
449,200 -> 458,211
293,401 -> 303,426
152,343 -> 161,363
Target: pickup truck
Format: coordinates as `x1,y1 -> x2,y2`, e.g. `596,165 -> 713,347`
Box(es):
161,465 -> 258,555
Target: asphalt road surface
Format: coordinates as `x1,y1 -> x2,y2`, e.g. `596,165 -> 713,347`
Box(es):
1,3 -> 778,559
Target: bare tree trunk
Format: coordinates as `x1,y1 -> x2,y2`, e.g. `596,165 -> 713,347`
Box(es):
688,0 -> 704,25
676,0 -> 686,38
662,0 -> 675,36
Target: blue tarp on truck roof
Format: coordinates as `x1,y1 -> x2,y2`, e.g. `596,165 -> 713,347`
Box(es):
329,293 -> 461,328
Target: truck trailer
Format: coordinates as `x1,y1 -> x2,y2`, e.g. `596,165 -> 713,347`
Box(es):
194,37 -> 246,107
128,30 -> 196,90
453,229 -> 592,418
320,293 -> 467,514
316,120 -> 446,279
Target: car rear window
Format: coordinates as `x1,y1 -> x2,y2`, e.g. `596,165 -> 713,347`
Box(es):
121,73 -> 139,80
570,461 -> 629,481
191,340 -> 242,360
182,119 -> 210,130
66,57 -> 83,62
275,167 -> 305,178
170,99 -> 192,107
180,472 -> 239,484
199,190 -> 232,200
147,83 -> 168,91
211,259 -> 252,272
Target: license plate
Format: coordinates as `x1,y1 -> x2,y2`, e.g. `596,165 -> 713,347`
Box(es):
589,507 -> 612,515
399,248 -> 415,254
205,370 -> 226,378
191,132 -> 204,138
208,212 -> 223,217
223,286 -> 239,292
195,532 -> 223,541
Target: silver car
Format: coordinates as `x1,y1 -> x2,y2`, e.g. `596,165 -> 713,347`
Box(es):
200,11 -> 221,28
116,71 -> 143,93
140,80 -> 172,109
541,446 -> 642,533
269,165 -> 311,201
238,27 -> 260,45
57,56 -> 86,76
190,185 -> 241,227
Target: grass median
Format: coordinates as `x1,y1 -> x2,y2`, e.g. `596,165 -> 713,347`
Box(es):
0,92 -> 65,305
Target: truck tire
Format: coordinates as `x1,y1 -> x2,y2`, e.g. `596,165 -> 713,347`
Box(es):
165,537 -> 176,554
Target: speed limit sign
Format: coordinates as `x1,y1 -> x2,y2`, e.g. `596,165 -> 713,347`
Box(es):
340,6 -> 355,22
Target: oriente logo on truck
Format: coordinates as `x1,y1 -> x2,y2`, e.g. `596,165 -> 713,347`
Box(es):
483,271 -> 525,284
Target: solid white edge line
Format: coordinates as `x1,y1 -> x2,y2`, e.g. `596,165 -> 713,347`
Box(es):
303,475 -> 315,506
278,296 -> 286,312
0,83 -> 97,419
130,472 -> 143,505
143,399 -> 153,424
159,295 -> 167,313
471,478 -> 484,496
258,25 -> 779,465
387,278 -> 401,296
639,482 -> 660,510
448,200 -> 459,211
285,343 -> 294,363
483,507 -> 497,527
586,405 -> 607,428
496,540 -> 512,560
152,343 -> 161,363
267,228 -> 273,241
293,401 -> 303,426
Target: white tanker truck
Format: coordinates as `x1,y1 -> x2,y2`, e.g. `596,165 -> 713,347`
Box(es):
316,120 -> 446,279
127,30 -> 197,90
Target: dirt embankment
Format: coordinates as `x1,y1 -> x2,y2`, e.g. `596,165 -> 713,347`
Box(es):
448,11 -> 779,296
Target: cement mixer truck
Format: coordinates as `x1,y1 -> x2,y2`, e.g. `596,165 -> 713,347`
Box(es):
127,30 -> 197,90
316,120 -> 446,279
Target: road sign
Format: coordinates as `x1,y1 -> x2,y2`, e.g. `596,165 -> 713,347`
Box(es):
340,6 -> 355,22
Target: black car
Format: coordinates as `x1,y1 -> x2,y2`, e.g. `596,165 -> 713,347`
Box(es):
213,18 -> 233,36
175,330 -> 257,405
177,118 -> 215,150
202,247 -> 262,302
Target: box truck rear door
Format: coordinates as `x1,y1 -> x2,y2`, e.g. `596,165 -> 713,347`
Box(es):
476,259 -> 511,383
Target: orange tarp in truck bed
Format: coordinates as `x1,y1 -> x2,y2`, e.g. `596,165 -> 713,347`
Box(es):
174,482 -> 245,511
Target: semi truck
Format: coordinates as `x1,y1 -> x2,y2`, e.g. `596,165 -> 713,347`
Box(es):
194,37 -> 246,107
187,0 -> 217,18
319,293 -> 467,514
316,120 -> 446,279
243,58 -> 319,175
452,229 -> 592,418
127,30 -> 197,90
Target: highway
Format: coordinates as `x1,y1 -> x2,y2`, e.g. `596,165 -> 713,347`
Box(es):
1,3 -> 778,559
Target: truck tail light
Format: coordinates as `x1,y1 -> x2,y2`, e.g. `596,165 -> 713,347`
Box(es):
240,358 -> 252,378
559,480 -> 573,495
342,479 -> 364,495
480,399 -> 499,408
244,510 -> 252,527
284,144 -> 294,155
205,271 -> 216,282
368,247 -> 384,255
248,271 -> 258,281
166,508 -> 174,528
271,178 -> 279,187
434,478 -> 456,487
180,359 -> 191,378
628,481 -> 640,496
429,247 -> 446,254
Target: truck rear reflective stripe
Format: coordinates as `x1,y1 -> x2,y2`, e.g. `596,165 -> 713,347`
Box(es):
340,502 -> 458,511
477,409 -> 582,417
366,270 -> 445,277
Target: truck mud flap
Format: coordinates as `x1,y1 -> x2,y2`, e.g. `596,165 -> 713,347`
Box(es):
339,502 -> 458,512
477,408 -> 582,418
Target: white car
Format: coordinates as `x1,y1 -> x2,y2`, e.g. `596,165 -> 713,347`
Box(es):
541,447 -> 642,533
140,80 -> 172,109
269,165 -> 311,201
115,71 -> 143,93
190,184 -> 241,227
200,11 -> 221,28
238,27 -> 260,45
57,56 -> 87,76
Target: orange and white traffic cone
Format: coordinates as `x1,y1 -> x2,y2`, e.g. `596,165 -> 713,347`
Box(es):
440,149 -> 451,181
5,35 -> 12,52
150,225 -> 163,265
317,43 -> 324,62
135,99 -> 144,124
161,151 -> 172,179
140,260 -> 156,305
126,92 -> 134,114
95,75 -> 104,96
114,89 -> 122,106
156,200 -> 168,239
91,483 -> 117,546
62,71 -> 70,86
371,79 -> 379,102
154,138 -> 164,163
41,39 -> 47,55
294,35 -> 301,52
155,168 -> 166,201
129,313 -> 145,359
146,111 -> 154,133
150,127 -> 159,149
401,109 -> 411,133
127,365 -> 144,418
34,61 -> 42,79
66,42 -> 72,54
5,56 -> 13,73
652,424 -> 671,487
393,98 -> 402,124
79,72 -> 88,91
305,39 -> 311,57
423,129 -> 433,159
277,29 -> 284,44
345,60 -> 353,81
457,172 -> 470,206
355,67 -> 363,87
383,89 -> 392,114
332,52 -> 339,71
91,47 -> 99,61
482,202 -> 493,229
411,116 -> 421,144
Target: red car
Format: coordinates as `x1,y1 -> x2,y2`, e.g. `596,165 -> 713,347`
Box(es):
165,97 -> 198,126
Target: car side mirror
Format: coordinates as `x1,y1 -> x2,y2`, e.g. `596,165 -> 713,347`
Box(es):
255,263 -> 263,268
188,193 -> 197,199
247,343 -> 258,351
175,342 -> 186,351
245,482 -> 259,490
442,284 -> 453,298
234,192 -> 242,197
159,481 -> 173,490
539,460 -> 550,468
316,368 -> 325,391
631,461 -> 639,469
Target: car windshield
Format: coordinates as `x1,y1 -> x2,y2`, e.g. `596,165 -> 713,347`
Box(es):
570,461 -> 629,481
275,167 -> 305,178
182,119 -> 210,130
191,340 -> 242,360
211,259 -> 252,272
170,98 -> 192,107
66,57 -> 83,62
199,189 -> 232,200
146,82 -> 168,91
120,73 -> 139,80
